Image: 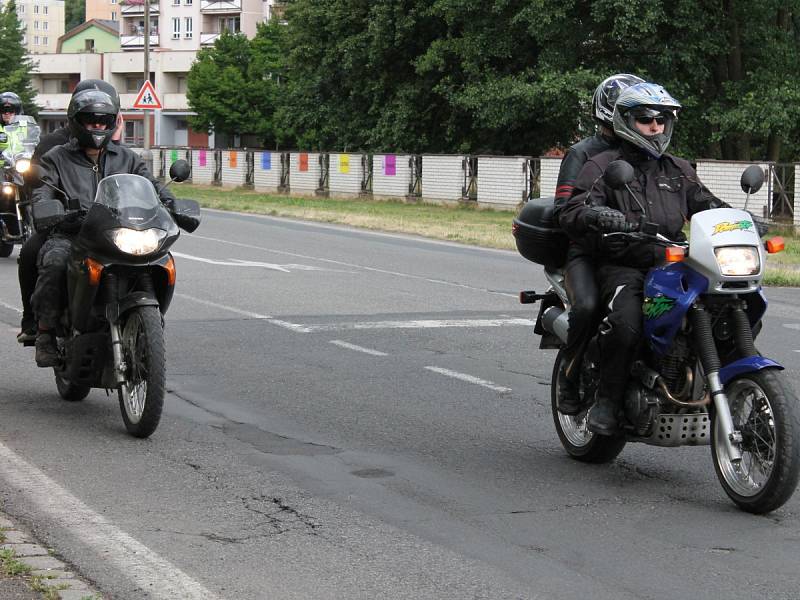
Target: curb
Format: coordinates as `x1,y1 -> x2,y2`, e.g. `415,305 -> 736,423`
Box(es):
0,513 -> 103,600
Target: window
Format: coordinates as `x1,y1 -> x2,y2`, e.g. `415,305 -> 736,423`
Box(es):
33,4 -> 39,13
184,17 -> 192,38
42,36 -> 48,45
34,36 -> 39,45
176,76 -> 187,93
43,5 -> 48,14
172,17 -> 180,39
219,17 -> 239,33
34,20 -> 39,30
85,38 -> 95,52
111,0 -> 117,4
111,11 -> 116,20
185,0 -> 192,5
43,21 -> 48,30
21,34 -> 26,44
17,4 -> 24,13
172,0 -> 180,5
59,79 -> 72,93
126,77 -> 144,93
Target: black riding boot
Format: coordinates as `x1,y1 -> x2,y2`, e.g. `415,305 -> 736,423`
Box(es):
587,395 -> 621,435
557,362 -> 585,415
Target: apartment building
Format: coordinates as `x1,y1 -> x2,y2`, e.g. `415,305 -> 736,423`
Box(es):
30,0 -> 288,146
85,0 -> 120,22
6,0 -> 66,54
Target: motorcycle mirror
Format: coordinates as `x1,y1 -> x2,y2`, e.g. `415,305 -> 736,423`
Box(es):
24,164 -> 44,186
603,160 -> 635,190
169,159 -> 191,183
740,165 -> 765,194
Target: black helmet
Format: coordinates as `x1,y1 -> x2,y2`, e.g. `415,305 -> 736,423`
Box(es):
73,79 -> 121,111
612,82 -> 682,158
591,74 -> 645,127
68,89 -> 119,150
0,92 -> 22,115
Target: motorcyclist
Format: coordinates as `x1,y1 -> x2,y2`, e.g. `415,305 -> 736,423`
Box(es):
558,82 -> 727,435
31,88 -> 176,367
17,80 -> 124,343
552,73 -> 644,415
0,92 -> 24,167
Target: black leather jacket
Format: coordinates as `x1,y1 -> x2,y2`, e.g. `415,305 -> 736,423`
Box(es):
34,139 -> 175,215
559,143 -> 726,269
553,133 -> 618,222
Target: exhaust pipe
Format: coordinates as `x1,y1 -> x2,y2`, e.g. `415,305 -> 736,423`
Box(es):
542,306 -> 569,344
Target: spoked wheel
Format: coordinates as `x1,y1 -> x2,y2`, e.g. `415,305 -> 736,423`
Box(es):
551,350 -> 626,463
55,373 -> 91,402
712,369 -> 800,514
118,306 -> 165,438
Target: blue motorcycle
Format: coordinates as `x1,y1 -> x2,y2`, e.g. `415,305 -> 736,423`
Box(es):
513,163 -> 799,514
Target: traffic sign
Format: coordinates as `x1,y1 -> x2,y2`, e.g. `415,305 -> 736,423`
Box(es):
133,80 -> 162,110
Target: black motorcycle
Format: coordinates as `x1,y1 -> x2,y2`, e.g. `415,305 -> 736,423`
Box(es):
0,115 -> 39,256
32,159 -> 200,438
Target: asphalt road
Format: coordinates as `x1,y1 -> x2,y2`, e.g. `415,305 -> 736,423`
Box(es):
1,209 -> 799,599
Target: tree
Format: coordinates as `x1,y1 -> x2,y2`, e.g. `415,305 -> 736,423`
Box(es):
64,0 -> 85,32
0,0 -> 38,118
186,25 -> 287,147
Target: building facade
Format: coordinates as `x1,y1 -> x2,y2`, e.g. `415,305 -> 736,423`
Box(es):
6,0 -> 66,54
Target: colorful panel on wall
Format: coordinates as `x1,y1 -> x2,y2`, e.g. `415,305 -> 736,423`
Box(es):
198,149 -> 207,167
384,154 -> 396,176
170,149 -> 178,164
339,154 -> 350,174
299,153 -> 308,172
229,151 -> 238,168
261,152 -> 271,170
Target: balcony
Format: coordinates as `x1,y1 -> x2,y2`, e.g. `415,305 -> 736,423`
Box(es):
120,0 -> 159,15
200,32 -> 220,45
120,34 -> 160,48
164,93 -> 189,110
35,93 -> 72,112
200,0 -> 241,12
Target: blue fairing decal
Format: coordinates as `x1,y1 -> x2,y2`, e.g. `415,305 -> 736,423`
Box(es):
720,357 -> 784,384
644,263 -> 709,356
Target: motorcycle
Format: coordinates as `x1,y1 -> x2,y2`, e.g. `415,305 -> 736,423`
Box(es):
512,162 -> 800,514
0,115 -> 40,256
32,159 -> 200,438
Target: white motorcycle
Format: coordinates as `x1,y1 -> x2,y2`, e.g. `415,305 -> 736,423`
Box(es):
0,115 -> 40,256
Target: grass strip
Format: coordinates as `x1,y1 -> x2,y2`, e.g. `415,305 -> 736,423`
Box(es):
174,185 -> 800,286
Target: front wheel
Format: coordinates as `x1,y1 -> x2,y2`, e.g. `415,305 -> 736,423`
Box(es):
118,306 -> 165,438
551,350 -> 626,463
712,369 -> 800,514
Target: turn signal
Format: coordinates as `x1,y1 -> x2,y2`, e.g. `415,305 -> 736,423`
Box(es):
665,246 -> 685,263
163,255 -> 176,285
85,257 -> 104,286
766,236 -> 785,254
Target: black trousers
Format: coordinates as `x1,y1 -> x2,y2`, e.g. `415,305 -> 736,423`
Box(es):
17,230 -> 47,329
563,254 -> 600,378
595,264 -> 646,403
30,234 -> 72,330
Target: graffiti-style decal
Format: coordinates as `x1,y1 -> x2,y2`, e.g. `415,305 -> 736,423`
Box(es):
643,295 -> 676,319
712,220 -> 754,235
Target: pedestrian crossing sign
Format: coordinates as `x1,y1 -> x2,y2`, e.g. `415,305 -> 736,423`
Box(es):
133,80 -> 162,110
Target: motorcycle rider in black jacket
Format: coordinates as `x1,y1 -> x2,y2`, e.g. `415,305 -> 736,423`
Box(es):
17,79 -> 124,343
31,88 -> 175,367
558,82 -> 726,435
551,73 -> 644,415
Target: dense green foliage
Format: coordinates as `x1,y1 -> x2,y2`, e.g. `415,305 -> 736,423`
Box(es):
65,0 -> 86,32
0,0 -> 38,118
187,0 -> 800,160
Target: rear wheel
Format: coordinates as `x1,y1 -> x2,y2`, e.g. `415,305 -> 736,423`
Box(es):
118,306 -> 165,438
551,350 -> 626,463
712,369 -> 800,514
54,373 -> 90,402
0,241 -> 13,258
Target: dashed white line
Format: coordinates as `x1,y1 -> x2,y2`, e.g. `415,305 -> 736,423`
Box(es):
0,441 -> 220,600
305,318 -> 535,332
424,366 -> 511,393
0,299 -> 22,313
175,292 -> 272,319
329,340 -> 388,356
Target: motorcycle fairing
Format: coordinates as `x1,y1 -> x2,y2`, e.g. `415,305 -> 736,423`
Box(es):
644,262 -> 709,356
719,356 -> 783,385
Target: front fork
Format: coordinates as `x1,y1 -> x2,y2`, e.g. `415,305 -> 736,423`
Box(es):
109,320 -> 127,387
691,303 -> 753,463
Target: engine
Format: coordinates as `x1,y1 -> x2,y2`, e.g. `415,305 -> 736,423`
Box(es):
623,384 -> 662,437
653,330 -> 694,398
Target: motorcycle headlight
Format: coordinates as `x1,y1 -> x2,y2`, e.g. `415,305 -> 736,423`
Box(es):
111,228 -> 167,255
714,246 -> 760,276
1,183 -> 14,196
15,159 -> 30,173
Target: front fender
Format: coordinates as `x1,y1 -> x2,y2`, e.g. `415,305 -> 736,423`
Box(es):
106,292 -> 160,324
719,356 -> 784,385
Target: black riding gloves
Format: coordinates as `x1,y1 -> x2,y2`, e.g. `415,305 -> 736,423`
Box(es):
581,206 -> 629,233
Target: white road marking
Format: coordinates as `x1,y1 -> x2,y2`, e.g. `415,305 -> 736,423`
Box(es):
175,292 -> 272,319
424,366 -> 512,393
173,251 -> 291,272
190,233 -> 518,298
783,323 -> 800,330
329,340 -> 388,356
0,441 -> 220,600
0,299 -> 22,313
306,318 -> 535,332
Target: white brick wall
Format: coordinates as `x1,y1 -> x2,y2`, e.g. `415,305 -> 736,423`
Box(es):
696,161 -> 769,215
220,150 -> 247,187
477,156 -> 527,208
539,157 -> 562,199
372,154 -> 412,198
329,153 -> 364,195
253,151 -> 281,192
795,165 -> 800,227
422,155 -> 465,202
191,148 -> 215,185
290,152 -> 321,193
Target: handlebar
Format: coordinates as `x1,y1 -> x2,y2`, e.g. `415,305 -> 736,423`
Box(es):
602,226 -> 688,249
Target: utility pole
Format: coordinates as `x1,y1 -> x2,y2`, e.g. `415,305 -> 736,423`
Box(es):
142,0 -> 152,171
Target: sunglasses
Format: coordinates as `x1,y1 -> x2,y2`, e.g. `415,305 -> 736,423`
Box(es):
78,113 -> 117,128
634,115 -> 667,125
1,108 -> 15,114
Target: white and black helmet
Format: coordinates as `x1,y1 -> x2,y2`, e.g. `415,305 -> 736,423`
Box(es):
591,74 -> 645,127
67,89 -> 119,150
612,82 -> 682,158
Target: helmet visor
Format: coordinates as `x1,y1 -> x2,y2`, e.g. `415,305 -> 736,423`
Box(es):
77,112 -> 117,130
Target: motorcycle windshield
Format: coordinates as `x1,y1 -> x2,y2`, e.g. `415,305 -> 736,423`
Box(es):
94,174 -> 171,230
4,117 -> 40,155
